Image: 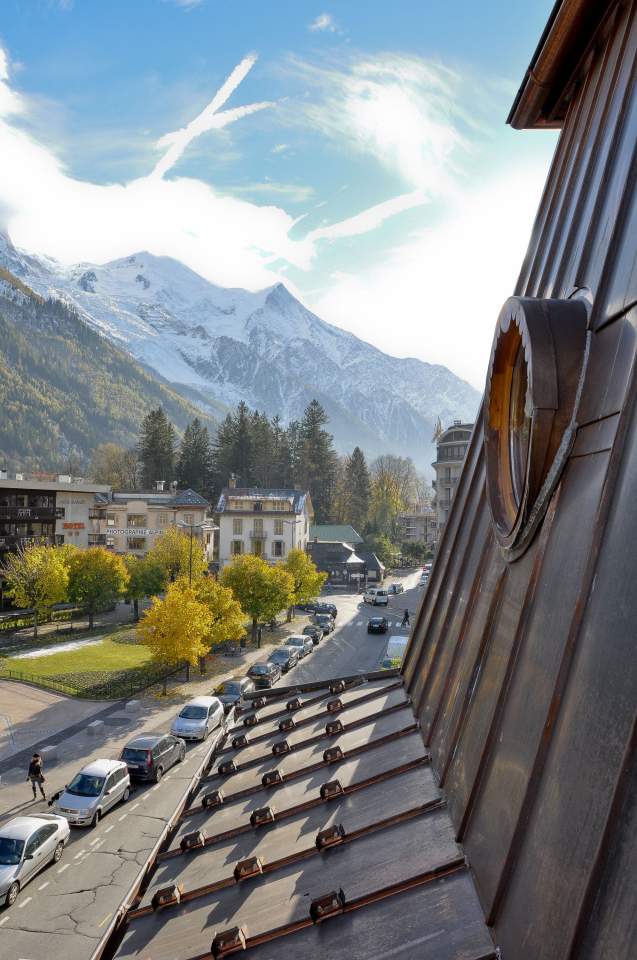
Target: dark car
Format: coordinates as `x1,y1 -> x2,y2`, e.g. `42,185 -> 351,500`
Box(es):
216,676 -> 255,713
268,646 -> 300,673
367,616 -> 389,634
315,602 -> 338,620
312,613 -> 335,635
302,624 -> 322,645
248,661 -> 282,689
295,601 -> 318,613
120,734 -> 185,783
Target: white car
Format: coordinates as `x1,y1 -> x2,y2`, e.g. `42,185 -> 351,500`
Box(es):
0,814 -> 70,906
54,759 -> 130,827
364,587 -> 389,606
171,696 -> 224,741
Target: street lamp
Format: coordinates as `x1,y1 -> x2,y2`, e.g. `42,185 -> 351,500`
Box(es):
177,520 -> 212,584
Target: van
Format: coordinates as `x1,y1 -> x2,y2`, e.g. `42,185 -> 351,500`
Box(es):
365,587 -> 389,606
381,635 -> 409,669
54,759 -> 130,827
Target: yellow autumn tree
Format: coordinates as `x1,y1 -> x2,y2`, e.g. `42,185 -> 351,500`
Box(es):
283,548 -> 327,620
192,576 -> 246,653
1,543 -> 69,638
146,527 -> 207,583
67,547 -> 129,630
137,580 -> 213,686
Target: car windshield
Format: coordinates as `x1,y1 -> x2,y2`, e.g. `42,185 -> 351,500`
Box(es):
315,615 -> 329,622
289,638 -> 304,645
302,627 -> 315,634
251,664 -> 270,675
122,747 -> 150,762
179,706 -> 207,720
0,836 -> 24,865
269,651 -> 288,662
222,682 -> 242,695
66,773 -> 105,797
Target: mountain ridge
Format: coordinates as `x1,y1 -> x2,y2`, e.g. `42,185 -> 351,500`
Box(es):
0,232 -> 479,469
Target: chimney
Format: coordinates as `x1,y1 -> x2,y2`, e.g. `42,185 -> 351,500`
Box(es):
228,474 -> 237,489
15,473 -> 24,481
0,469 -> 7,480
155,480 -> 165,491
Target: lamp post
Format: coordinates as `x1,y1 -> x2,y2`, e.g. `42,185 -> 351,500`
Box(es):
177,520 -> 209,585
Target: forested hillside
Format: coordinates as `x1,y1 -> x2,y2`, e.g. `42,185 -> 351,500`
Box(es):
0,278 -> 217,472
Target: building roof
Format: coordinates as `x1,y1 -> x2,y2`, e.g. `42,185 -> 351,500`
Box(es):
96,488 -> 209,508
216,488 -> 309,515
110,673 -> 495,960
358,549 -> 386,573
310,523 -> 364,544
0,478 -> 110,494
307,540 -> 361,568
508,0 -> 612,129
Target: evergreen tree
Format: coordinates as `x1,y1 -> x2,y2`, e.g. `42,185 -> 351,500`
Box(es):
297,400 -> 338,522
271,415 -> 294,487
177,418 -> 212,493
138,407 -> 177,489
346,446 -> 371,533
250,410 -> 274,487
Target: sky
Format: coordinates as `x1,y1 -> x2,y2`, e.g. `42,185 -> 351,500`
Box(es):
0,0 -> 558,389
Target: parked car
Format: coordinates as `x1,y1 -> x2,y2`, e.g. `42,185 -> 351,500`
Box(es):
248,660 -> 282,689
0,814 -> 70,906
216,676 -> 256,713
170,696 -> 224,742
364,587 -> 389,605
295,601 -> 318,613
286,634 -> 314,658
388,582 -> 404,595
315,602 -> 338,620
367,616 -> 389,634
268,646 -> 300,673
53,759 -> 130,828
312,613 -> 335,634
302,624 -> 322,645
120,734 -> 185,782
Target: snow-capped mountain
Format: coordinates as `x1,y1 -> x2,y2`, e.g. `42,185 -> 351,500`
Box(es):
0,232 -> 480,469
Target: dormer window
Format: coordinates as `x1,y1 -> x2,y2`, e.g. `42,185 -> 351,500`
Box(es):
253,502 -> 263,512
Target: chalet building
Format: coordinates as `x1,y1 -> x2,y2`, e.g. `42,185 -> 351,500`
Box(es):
215,481 -> 312,569
431,420 -> 473,530
91,482 -> 214,561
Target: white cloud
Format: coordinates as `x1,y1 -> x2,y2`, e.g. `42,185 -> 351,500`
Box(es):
306,189 -> 427,242
271,142 -> 289,154
312,164 -> 549,389
309,13 -> 337,33
152,54 -> 274,178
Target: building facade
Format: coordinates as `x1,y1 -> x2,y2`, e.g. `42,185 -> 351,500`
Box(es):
91,484 -> 214,560
215,483 -> 312,569
396,503 -> 438,548
432,421 -> 473,530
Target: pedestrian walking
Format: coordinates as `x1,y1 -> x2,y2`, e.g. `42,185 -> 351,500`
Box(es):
401,609 -> 410,627
26,753 -> 46,801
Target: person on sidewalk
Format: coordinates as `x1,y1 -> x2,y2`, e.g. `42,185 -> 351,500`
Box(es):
26,753 -> 46,801
401,609 -> 410,627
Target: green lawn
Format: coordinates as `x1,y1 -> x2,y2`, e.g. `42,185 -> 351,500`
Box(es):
0,636 -> 156,698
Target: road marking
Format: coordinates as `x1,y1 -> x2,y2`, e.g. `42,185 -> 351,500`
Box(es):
152,784 -> 161,792
73,849 -> 86,859
17,896 -> 32,909
104,825 -> 114,833
89,837 -> 101,846
37,881 -> 50,890
98,912 -> 113,929
118,814 -> 127,821
57,863 -> 69,874
0,916 -> 9,926
130,802 -> 140,810
92,839 -> 105,851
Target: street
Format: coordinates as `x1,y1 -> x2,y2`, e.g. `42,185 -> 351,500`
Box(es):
0,570 -> 423,960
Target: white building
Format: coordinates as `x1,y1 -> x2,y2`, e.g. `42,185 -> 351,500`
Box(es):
215,481 -> 313,569
432,421 -> 474,532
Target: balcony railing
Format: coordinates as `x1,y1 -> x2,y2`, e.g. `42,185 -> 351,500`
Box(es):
249,530 -> 268,539
0,507 -> 62,520
88,534 -> 107,545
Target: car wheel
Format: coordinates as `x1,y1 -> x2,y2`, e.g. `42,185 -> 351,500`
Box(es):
5,881 -> 19,907
178,747 -> 186,763
154,767 -> 163,784
53,841 -> 64,863
91,809 -> 101,828
123,787 -> 131,802
202,727 -> 209,741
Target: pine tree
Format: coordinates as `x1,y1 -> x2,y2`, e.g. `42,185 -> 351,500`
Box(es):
297,400 -> 338,522
177,418 -> 212,493
138,407 -> 177,489
346,446 -> 371,533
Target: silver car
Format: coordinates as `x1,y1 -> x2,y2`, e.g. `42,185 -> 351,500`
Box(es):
286,635 -> 314,658
53,758 -> 130,827
170,696 -> 224,741
0,814 -> 70,907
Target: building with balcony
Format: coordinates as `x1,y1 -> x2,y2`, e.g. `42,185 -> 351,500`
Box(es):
91,482 -> 214,560
432,421 -> 473,532
215,480 -> 312,569
396,501 -> 438,549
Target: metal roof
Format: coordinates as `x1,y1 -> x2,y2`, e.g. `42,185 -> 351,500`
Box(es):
310,523 -> 364,544
216,488 -> 309,515
111,673 -> 495,960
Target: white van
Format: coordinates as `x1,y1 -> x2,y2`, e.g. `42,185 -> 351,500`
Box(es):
381,635 -> 409,669
364,587 -> 389,606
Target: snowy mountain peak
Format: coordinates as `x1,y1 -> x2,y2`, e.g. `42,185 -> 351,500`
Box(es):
0,234 -> 480,468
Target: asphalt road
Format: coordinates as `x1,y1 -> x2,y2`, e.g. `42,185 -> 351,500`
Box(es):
0,570 -> 424,960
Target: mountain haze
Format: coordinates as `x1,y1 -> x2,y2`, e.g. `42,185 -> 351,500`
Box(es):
0,233 -> 479,470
